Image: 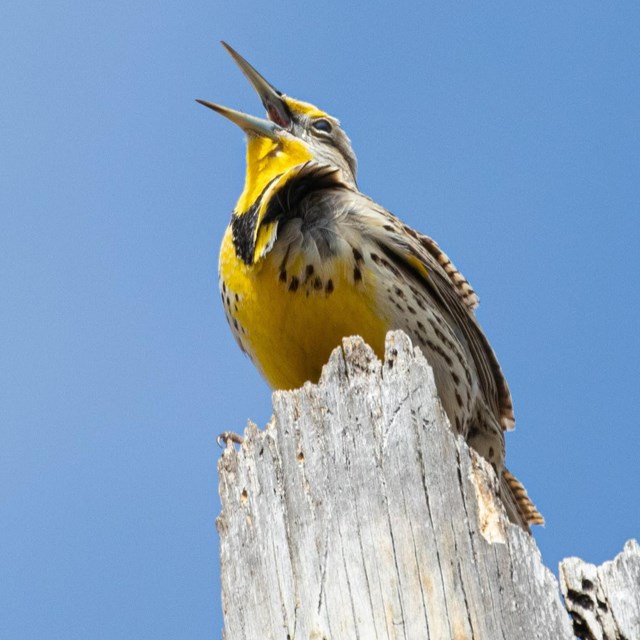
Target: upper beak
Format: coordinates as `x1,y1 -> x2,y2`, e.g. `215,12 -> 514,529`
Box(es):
220,41 -> 292,129
195,99 -> 281,140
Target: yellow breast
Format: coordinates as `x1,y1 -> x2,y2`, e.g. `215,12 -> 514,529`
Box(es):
219,226 -> 388,390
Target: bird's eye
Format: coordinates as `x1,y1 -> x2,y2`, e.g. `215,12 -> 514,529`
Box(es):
312,119 -> 333,134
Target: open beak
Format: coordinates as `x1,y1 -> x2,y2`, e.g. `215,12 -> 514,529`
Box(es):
195,99 -> 281,140
220,41 -> 292,129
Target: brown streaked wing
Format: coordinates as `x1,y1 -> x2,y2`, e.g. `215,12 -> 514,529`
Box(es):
409,231 -> 480,312
356,197 -> 515,431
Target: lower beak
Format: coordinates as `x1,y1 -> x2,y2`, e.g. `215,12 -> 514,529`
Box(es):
196,99 -> 281,140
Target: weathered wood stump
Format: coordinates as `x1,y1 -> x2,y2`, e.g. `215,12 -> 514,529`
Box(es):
560,540 -> 640,640
217,331 -> 638,639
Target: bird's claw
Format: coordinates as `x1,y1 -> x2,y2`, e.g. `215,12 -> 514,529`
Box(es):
217,431 -> 245,448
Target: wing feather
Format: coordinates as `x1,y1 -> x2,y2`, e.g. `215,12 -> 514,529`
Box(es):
353,195 -> 515,431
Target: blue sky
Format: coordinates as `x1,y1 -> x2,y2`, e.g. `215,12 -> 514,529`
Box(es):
2,2 -> 639,638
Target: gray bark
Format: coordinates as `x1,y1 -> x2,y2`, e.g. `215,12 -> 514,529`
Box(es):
217,331 -> 635,639
560,540 -> 640,640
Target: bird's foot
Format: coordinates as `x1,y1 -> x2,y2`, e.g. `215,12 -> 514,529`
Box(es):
217,431 -> 244,448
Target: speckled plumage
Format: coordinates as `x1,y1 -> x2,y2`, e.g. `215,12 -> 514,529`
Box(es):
201,43 -> 543,529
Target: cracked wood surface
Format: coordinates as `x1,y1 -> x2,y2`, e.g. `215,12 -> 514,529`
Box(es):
218,331 -> 576,639
560,539 -> 640,640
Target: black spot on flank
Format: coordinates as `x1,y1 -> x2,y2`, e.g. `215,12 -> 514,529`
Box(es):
451,371 -> 460,385
370,250 -> 402,278
313,276 -> 323,290
353,266 -> 362,282
278,246 -> 290,275
352,247 -> 364,263
326,279 -> 334,294
289,276 -> 299,292
488,447 -> 495,459
455,390 -> 463,408
235,293 -> 239,301
279,270 -> 287,282
455,416 -> 463,433
375,241 -> 438,298
222,282 -> 226,293
226,296 -> 231,307
233,319 -> 239,331
417,321 -> 426,332
414,296 -> 426,310
407,305 -> 416,314
425,339 -> 453,367
305,264 -> 314,281
383,224 -> 395,232
394,286 -> 405,299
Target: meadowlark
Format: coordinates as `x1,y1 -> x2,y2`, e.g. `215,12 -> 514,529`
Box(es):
198,43 -> 543,529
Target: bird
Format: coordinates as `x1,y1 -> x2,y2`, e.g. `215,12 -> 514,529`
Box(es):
197,43 -> 543,529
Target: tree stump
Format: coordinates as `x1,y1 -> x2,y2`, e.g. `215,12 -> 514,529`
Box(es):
217,331 -> 637,639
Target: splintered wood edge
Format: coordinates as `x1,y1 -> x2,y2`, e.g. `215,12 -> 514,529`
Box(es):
559,539 -> 640,639
219,331 -> 511,541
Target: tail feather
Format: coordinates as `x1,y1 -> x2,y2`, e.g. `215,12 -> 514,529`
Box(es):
501,468 -> 544,531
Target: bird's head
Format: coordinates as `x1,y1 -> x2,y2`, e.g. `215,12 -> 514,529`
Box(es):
197,43 -> 357,264
218,42 -> 358,186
